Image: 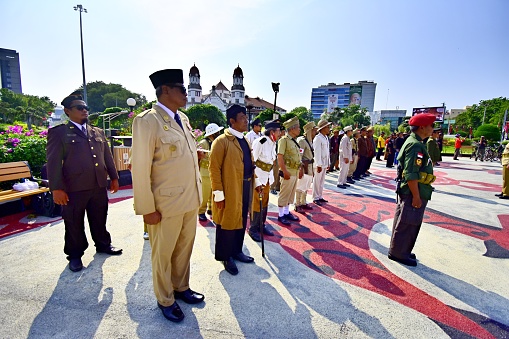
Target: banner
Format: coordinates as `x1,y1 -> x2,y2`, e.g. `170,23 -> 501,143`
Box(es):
412,106 -> 445,122
349,85 -> 362,106
327,94 -> 338,113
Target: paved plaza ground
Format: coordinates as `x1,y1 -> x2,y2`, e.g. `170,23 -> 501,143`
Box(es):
0,156 -> 508,338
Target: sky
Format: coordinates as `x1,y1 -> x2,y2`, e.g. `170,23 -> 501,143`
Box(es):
1,0 -> 508,115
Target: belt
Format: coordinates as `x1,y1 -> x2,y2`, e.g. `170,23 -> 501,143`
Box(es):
255,159 -> 273,172
200,159 -> 209,168
284,158 -> 301,170
418,172 -> 436,185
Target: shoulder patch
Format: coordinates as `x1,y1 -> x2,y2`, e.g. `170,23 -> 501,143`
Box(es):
260,137 -> 267,144
136,109 -> 153,118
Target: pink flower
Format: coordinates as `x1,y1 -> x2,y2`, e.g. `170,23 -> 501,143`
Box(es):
7,148 -> 12,153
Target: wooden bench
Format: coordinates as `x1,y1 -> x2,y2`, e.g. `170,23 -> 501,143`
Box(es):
0,161 -> 50,203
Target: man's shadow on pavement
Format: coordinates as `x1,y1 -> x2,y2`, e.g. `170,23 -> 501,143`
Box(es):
28,254 -> 112,338
125,240 -> 204,338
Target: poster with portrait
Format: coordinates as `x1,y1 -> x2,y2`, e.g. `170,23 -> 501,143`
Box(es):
327,94 -> 338,113
349,86 -> 362,106
412,106 -> 445,123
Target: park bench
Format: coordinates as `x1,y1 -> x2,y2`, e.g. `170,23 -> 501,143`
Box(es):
0,161 -> 58,217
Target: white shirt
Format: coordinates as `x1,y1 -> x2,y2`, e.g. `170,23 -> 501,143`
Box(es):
313,133 -> 330,167
71,121 -> 87,133
252,135 -> 276,187
245,130 -> 262,146
156,101 -> 177,119
339,135 -> 352,160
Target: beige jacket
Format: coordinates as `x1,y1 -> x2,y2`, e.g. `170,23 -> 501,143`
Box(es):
131,104 -> 202,217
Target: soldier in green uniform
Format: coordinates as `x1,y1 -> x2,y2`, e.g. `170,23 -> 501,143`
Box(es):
426,128 -> 441,167
277,117 -> 303,225
388,113 -> 436,267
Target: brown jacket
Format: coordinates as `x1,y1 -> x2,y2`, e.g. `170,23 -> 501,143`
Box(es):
209,129 -> 254,230
46,122 -> 118,192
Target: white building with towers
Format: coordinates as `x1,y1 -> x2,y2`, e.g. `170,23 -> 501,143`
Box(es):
186,64 -> 246,113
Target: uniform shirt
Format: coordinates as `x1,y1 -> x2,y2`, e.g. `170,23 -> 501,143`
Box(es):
252,135 -> 276,187
339,134 -> 352,160
357,136 -> 368,157
398,133 -> 434,200
350,137 -> 358,156
198,138 -> 212,177
278,135 -> 301,176
297,136 -> 314,174
313,133 -> 330,168
245,130 -> 262,146
426,138 -> 440,164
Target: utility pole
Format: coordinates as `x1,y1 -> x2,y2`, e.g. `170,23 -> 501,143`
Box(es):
74,5 -> 88,102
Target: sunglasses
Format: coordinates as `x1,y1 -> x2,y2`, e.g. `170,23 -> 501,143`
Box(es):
70,105 -> 89,111
166,84 -> 187,95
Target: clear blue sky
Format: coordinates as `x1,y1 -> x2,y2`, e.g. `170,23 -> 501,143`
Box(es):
1,0 -> 507,114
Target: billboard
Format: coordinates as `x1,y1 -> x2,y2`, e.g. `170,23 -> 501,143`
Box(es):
412,106 -> 445,123
349,85 -> 362,106
327,94 -> 338,113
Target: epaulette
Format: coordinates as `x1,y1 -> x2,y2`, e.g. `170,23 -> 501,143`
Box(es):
259,136 -> 267,144
136,108 -> 154,118
53,124 -> 65,129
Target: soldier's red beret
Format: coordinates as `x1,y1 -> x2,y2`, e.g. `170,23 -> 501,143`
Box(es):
408,113 -> 436,126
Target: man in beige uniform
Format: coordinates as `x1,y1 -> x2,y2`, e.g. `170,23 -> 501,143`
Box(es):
198,123 -> 223,221
131,69 -> 204,323
277,117 -> 303,225
347,128 -> 360,184
295,121 -> 317,213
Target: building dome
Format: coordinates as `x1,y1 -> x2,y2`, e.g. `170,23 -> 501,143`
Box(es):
190,63 -> 200,76
233,64 -> 243,77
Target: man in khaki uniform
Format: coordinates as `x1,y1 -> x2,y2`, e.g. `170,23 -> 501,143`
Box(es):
295,121 -> 317,213
497,142 -> 509,199
198,123 -> 223,221
131,69 -> 204,323
277,117 -> 302,225
348,128 -> 360,184
313,119 -> 332,205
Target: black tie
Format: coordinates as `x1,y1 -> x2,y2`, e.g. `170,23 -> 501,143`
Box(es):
81,125 -> 87,136
174,113 -> 184,131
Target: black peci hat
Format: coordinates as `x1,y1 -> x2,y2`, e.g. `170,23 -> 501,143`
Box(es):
149,69 -> 184,89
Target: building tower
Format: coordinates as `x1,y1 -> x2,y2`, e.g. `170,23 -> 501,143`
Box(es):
230,64 -> 245,105
187,63 -> 202,104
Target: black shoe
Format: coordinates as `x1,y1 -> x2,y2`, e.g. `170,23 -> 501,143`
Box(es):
499,195 -> 509,200
344,183 -> 350,187
284,213 -> 300,222
174,289 -> 204,304
347,178 -> 355,184
222,258 -> 239,275
386,165 -> 394,168
353,176 -> 361,180
318,198 -> 328,203
301,204 -> 313,210
495,193 -> 504,197
158,302 -> 185,322
294,205 -> 306,214
96,246 -> 123,255
263,226 -> 274,236
388,254 -> 417,266
198,214 -> 207,221
270,190 -> 278,195
277,216 -> 292,225
337,184 -> 346,189
409,253 -> 416,260
234,252 -> 254,263
249,231 -> 262,242
313,200 -> 323,206
206,209 -> 212,216
69,258 -> 83,272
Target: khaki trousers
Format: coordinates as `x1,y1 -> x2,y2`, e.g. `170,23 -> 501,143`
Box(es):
148,208 -> 197,307
278,174 -> 298,207
337,155 -> 349,185
295,174 -> 313,206
252,183 -> 270,212
503,165 -> 509,196
348,154 -> 358,177
199,168 -> 211,214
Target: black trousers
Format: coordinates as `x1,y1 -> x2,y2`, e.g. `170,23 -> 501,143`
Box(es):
62,186 -> 111,259
215,180 -> 250,261
376,148 -> 384,160
386,152 -> 395,167
353,156 -> 368,178
389,194 -> 428,259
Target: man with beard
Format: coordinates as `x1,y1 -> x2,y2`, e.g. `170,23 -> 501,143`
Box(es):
46,93 -> 121,273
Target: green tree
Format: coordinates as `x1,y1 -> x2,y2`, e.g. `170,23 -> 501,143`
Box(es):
0,88 -> 54,128
75,81 -> 147,113
184,104 -> 226,130
254,109 -> 277,124
455,97 -> 509,131
324,104 -> 371,127
289,106 -> 314,122
474,124 -> 501,141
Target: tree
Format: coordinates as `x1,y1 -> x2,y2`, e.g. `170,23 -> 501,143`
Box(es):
474,124 -> 501,141
289,106 -> 314,122
184,104 -> 227,130
455,97 -> 509,131
324,104 -> 371,128
74,81 -> 147,113
254,109 -> 276,124
0,88 -> 55,128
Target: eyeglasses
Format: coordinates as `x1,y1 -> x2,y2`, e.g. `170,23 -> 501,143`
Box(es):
70,105 -> 89,111
165,84 -> 187,95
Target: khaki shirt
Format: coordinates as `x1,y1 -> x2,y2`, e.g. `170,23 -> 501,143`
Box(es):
297,136 -> 314,174
278,135 -> 301,176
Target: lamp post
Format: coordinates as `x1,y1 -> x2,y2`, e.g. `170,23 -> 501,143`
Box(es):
74,4 -> 88,102
246,103 -> 254,131
127,97 -> 136,113
271,82 -> 280,120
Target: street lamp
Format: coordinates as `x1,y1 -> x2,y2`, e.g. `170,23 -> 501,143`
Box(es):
74,4 -> 88,102
246,103 -> 254,131
127,98 -> 136,113
271,82 -> 280,120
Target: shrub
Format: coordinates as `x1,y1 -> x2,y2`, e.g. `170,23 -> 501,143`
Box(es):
0,125 -> 47,177
474,124 -> 501,141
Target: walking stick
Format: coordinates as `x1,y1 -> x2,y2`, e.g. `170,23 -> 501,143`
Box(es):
259,190 -> 265,257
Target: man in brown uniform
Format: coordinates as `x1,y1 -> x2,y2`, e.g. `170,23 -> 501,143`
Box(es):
46,93 -> 121,273
277,117 -> 302,225
131,69 -> 204,323
295,121 -> 317,213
